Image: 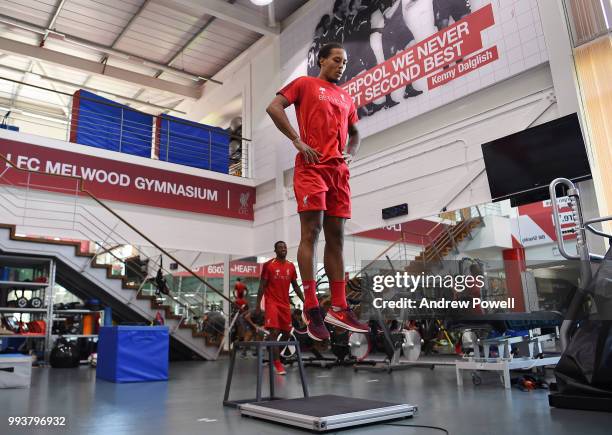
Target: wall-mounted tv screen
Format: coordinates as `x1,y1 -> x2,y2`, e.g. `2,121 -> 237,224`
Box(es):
482,113 -> 591,207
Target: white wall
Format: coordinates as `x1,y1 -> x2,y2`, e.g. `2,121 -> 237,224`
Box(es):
461,215 -> 513,254
1,114 -> 68,141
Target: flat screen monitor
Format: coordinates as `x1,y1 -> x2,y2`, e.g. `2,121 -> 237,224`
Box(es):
481,113 -> 591,206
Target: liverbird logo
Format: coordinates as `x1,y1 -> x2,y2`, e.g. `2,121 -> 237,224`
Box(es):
319,87 -> 326,93
239,192 -> 250,215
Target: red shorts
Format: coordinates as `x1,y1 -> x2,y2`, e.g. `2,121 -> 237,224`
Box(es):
264,300 -> 292,332
235,298 -> 247,310
293,160 -> 351,218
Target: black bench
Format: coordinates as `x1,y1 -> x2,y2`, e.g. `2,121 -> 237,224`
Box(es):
223,340 -> 309,408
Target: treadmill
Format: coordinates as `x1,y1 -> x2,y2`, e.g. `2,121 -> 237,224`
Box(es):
224,340 -> 417,431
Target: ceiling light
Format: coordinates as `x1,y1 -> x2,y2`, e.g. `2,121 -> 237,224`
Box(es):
250,0 -> 273,5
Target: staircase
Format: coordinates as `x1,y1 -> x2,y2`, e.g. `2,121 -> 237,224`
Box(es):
413,217 -> 484,265
345,216 -> 485,302
0,224 -> 223,360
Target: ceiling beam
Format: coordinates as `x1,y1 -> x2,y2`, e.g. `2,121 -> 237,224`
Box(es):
0,64 -> 188,113
150,0 -> 279,36
0,36 -> 201,99
0,14 -> 210,83
167,15 -> 217,67
81,0 -> 154,91
110,0 -> 152,48
9,60 -> 33,109
45,0 -> 68,34
33,61 -> 70,115
126,0 -> 237,107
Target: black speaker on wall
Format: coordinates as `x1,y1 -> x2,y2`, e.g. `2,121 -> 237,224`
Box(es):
382,203 -> 408,220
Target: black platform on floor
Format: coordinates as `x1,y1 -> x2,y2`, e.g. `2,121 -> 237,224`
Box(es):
245,394 -> 407,416
240,394 -> 417,431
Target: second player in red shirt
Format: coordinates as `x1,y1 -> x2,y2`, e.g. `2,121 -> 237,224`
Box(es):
256,241 -> 304,375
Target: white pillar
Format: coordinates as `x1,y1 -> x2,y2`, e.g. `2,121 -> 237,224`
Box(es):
223,254 -> 231,351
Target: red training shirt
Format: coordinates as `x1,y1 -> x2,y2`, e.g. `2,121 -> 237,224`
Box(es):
234,281 -> 246,298
261,258 -> 297,305
278,76 -> 358,166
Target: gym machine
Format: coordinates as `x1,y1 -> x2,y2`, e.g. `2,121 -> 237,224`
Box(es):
547,178 -> 612,412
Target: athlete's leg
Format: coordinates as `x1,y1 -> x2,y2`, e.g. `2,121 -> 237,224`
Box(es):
403,40 -> 424,98
298,210 -> 324,309
322,171 -> 368,333
298,210 -> 331,341
267,327 -> 281,361
369,30 -> 388,108
323,215 -> 347,309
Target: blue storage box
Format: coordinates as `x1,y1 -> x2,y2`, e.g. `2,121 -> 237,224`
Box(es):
156,114 -> 230,173
70,90 -> 152,158
96,326 -> 169,383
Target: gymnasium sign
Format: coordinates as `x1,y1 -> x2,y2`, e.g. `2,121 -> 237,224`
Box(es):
0,138 -> 255,220
281,0 -> 548,138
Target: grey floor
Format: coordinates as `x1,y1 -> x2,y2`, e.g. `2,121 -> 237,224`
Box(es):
0,357 -> 610,435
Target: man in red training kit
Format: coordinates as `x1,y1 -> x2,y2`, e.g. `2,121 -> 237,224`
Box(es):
256,241 -> 305,375
233,278 -> 248,310
266,42 -> 369,341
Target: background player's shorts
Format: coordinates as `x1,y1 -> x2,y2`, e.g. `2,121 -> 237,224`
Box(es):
433,0 -> 471,27
293,160 -> 351,218
264,300 -> 292,332
235,298 -> 247,310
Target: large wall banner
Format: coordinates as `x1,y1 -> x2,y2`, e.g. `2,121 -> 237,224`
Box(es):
281,0 -> 548,138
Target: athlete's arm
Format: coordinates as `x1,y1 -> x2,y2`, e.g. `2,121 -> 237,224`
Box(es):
243,311 -> 258,330
344,123 -> 361,164
266,94 -> 322,164
291,280 -> 305,304
256,278 -> 267,314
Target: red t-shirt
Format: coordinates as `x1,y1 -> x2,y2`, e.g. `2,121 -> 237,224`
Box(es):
278,76 -> 358,166
234,281 -> 247,298
261,258 -> 297,305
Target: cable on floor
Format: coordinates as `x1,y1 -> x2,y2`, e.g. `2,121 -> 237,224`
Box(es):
384,423 -> 450,434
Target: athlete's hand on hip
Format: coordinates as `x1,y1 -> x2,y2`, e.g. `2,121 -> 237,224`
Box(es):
293,138 -> 321,164
342,152 -> 354,166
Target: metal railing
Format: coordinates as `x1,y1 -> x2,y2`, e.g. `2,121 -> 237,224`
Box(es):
0,150 -> 239,354
352,213 -> 485,282
0,78 -> 250,178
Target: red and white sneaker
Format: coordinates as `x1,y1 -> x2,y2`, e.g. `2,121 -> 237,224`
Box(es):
273,360 -> 286,375
302,307 -> 330,342
324,307 -> 369,333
